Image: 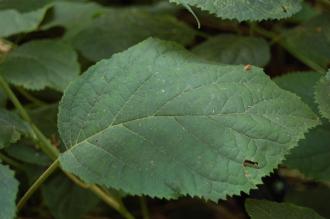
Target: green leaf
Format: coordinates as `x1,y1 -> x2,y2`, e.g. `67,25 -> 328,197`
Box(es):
285,186 -> 330,218
5,143 -> 51,166
281,14 -> 330,73
0,8 -> 48,37
42,1 -> 106,39
0,109 -> 29,149
0,88 -> 6,107
289,2 -> 320,23
169,0 -> 302,21
58,38 -> 319,200
192,34 -> 271,67
0,0 -> 53,12
70,8 -> 196,61
275,72 -> 330,181
30,104 -> 59,137
42,173 -> 99,219
0,40 -> 80,91
0,163 -> 19,219
274,72 -> 321,113
245,199 -> 325,219
315,70 -> 330,121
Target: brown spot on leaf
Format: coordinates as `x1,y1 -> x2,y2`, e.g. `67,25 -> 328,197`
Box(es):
244,64 -> 252,71
243,160 -> 260,169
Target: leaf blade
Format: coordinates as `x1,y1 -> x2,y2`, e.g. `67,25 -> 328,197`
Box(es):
58,38 -> 319,200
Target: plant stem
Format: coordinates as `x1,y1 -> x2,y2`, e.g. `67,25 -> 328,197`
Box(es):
90,186 -> 135,219
0,152 -> 24,170
17,159 -> 59,211
0,75 -> 135,219
16,87 -> 47,106
139,197 -> 150,219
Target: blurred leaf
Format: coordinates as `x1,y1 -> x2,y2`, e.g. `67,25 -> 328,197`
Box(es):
5,143 -> 51,166
0,8 -> 48,37
315,70 -> 330,121
30,104 -> 59,137
0,40 -> 80,91
0,108 -> 29,149
285,186 -> 330,219
281,14 -> 330,72
246,199 -> 325,219
0,163 -> 19,219
192,34 -> 271,67
70,8 -> 196,61
42,173 -> 99,219
0,0 -> 53,12
170,0 -> 302,21
58,38 -> 318,200
289,2 -> 320,23
0,88 -> 6,107
275,72 -> 330,181
42,1 -> 106,39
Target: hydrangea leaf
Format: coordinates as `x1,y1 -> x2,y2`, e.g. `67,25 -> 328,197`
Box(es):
245,199 -> 325,219
70,8 -> 196,61
169,0 -> 302,21
192,34 -> 271,67
275,72 -> 330,181
58,38 -> 319,201
0,109 -> 29,149
315,70 -> 330,121
0,8 -> 48,37
0,163 -> 19,219
281,14 -> 330,73
0,40 -> 80,91
42,174 -> 99,219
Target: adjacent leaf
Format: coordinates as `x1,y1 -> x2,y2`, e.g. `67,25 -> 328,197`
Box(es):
58,38 -> 318,200
246,199 -> 325,219
281,14 -> 330,72
170,0 -> 302,21
42,1 -> 106,39
275,72 -> 330,181
70,9 -> 196,61
0,163 -> 19,219
192,34 -> 270,67
289,2 -> 319,23
0,8 -> 48,37
0,109 -> 29,149
0,88 -> 6,107
274,72 -> 320,113
0,40 -> 80,91
285,186 -> 330,218
315,70 -> 330,121
5,143 -> 51,166
30,104 -> 59,137
0,0 -> 53,12
42,173 -> 99,219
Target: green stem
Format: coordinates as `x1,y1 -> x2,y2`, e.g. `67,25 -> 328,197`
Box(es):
0,75 -> 32,123
16,87 -> 47,106
90,186 -> 135,219
139,197 -> 150,219
0,152 -> 24,170
17,159 -> 59,211
0,75 -> 135,219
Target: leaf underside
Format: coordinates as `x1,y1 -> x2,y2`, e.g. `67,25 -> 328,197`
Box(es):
58,38 -> 318,201
170,0 -> 302,21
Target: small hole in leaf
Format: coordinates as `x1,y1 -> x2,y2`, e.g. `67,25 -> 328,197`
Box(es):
243,160 -> 260,169
281,5 -> 288,13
